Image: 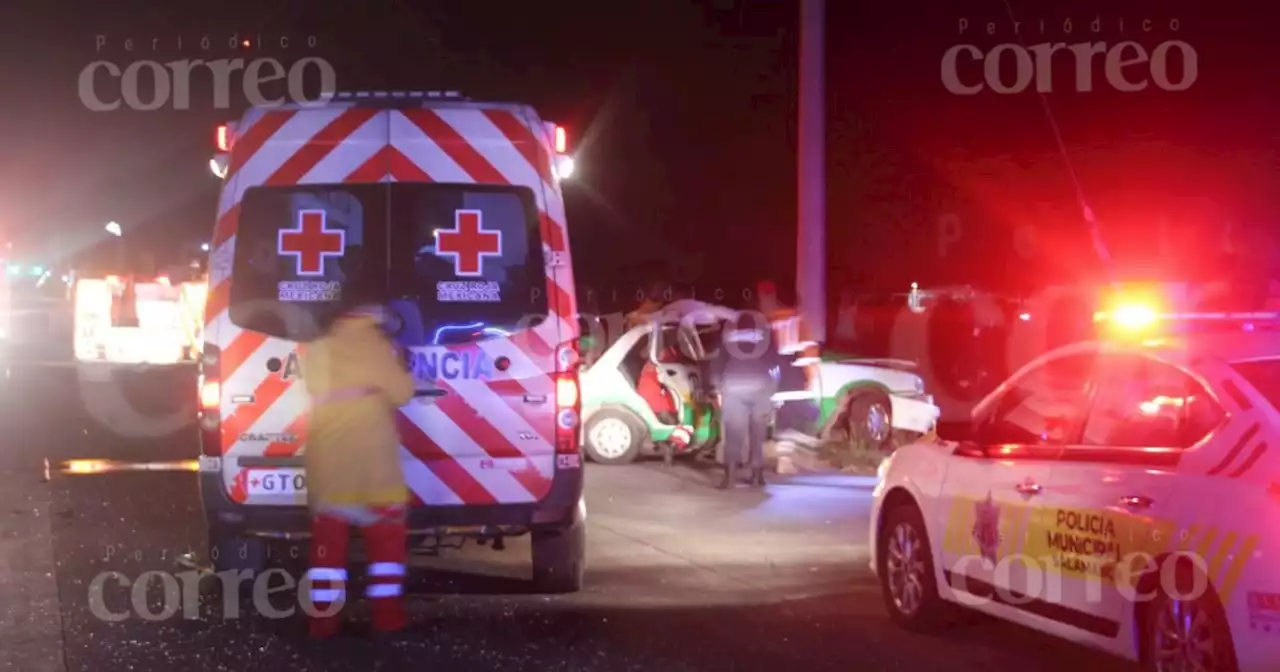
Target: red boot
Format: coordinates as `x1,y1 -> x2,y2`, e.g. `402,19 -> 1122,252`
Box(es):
306,513 -> 350,639
363,508 -> 408,633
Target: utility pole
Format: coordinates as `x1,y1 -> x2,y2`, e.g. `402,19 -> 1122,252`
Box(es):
798,0 -> 826,343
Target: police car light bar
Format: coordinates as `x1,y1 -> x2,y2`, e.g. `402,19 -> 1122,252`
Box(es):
1161,311 -> 1280,321
1096,305 -> 1280,334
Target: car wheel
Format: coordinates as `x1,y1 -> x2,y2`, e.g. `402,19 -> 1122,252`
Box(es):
1142,562 -> 1239,672
584,410 -> 643,464
878,503 -> 947,631
846,391 -> 892,450
531,522 -> 586,594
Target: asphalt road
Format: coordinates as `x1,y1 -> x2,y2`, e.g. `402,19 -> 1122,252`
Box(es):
0,360 -> 1139,672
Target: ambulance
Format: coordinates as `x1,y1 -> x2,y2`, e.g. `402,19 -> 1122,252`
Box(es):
872,289 -> 1280,671
199,91 -> 584,592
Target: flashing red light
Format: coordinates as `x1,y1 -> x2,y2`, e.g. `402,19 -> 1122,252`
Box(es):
216,124 -> 231,152
1094,301 -> 1160,334
554,125 -> 567,154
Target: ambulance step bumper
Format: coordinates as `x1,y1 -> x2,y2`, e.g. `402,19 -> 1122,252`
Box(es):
200,465 -> 584,536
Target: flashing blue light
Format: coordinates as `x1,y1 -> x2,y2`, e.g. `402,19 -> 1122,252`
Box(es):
7,265 -> 20,275
30,266 -> 43,276
430,321 -> 511,345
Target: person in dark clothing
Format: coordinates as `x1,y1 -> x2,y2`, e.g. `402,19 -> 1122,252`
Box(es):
708,310 -> 787,489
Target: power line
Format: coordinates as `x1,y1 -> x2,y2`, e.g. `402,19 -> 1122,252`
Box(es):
999,0 -> 1114,281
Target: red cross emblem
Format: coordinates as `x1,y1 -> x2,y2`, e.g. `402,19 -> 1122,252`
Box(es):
434,209 -> 502,277
278,210 -> 345,276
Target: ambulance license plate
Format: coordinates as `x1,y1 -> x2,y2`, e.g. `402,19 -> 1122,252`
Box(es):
246,469 -> 306,495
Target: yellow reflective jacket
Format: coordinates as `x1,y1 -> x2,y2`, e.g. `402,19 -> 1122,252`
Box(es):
301,314 -> 416,508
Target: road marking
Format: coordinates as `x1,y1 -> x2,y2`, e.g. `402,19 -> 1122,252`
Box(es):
0,474 -> 66,672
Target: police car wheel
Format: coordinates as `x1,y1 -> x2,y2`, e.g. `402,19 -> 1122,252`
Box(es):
584,410 -> 643,465
878,503 -> 946,631
531,522 -> 586,594
1141,562 -> 1238,672
846,392 -> 892,450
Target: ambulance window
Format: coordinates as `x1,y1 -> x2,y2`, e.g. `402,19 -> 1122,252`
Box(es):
229,186 -> 385,342
1083,356 -> 1224,449
388,184 -> 549,344
977,353 -> 1097,446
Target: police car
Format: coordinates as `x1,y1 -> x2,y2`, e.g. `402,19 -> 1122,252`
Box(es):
871,298 -> 1280,671
198,91 -> 586,592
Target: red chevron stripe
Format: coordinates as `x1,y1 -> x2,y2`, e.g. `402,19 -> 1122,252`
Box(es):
538,211 -> 568,252
220,330 -> 268,382
265,108 -> 381,186
432,381 -> 526,460
481,109 -> 555,186
225,111 -> 296,181
220,374 -> 292,453
395,413 -> 497,505
344,145 -> 391,183
204,279 -> 230,327
211,202 -> 242,249
400,109 -> 508,184
418,385 -> 552,500
264,414 -> 307,457
388,145 -> 433,182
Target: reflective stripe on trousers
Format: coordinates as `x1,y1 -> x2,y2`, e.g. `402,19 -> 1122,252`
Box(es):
308,505 -> 408,633
366,561 -> 406,599
305,567 -> 348,609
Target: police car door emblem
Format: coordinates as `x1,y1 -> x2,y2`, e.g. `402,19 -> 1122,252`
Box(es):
972,491 -> 1002,567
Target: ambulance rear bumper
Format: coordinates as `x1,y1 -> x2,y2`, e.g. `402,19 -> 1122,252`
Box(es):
199,464 -> 585,538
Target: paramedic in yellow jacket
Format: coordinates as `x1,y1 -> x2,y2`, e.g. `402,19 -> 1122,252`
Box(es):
301,289 -> 415,639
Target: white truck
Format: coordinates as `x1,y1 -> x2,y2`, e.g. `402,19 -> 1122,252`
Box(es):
73,271 -> 206,371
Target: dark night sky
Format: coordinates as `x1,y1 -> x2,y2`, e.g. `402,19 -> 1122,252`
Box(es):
1,0 -> 1278,299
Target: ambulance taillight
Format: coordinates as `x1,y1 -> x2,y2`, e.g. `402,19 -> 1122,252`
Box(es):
200,379 -> 219,410
198,343 -> 222,457
554,343 -> 581,455
554,125 -> 567,153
